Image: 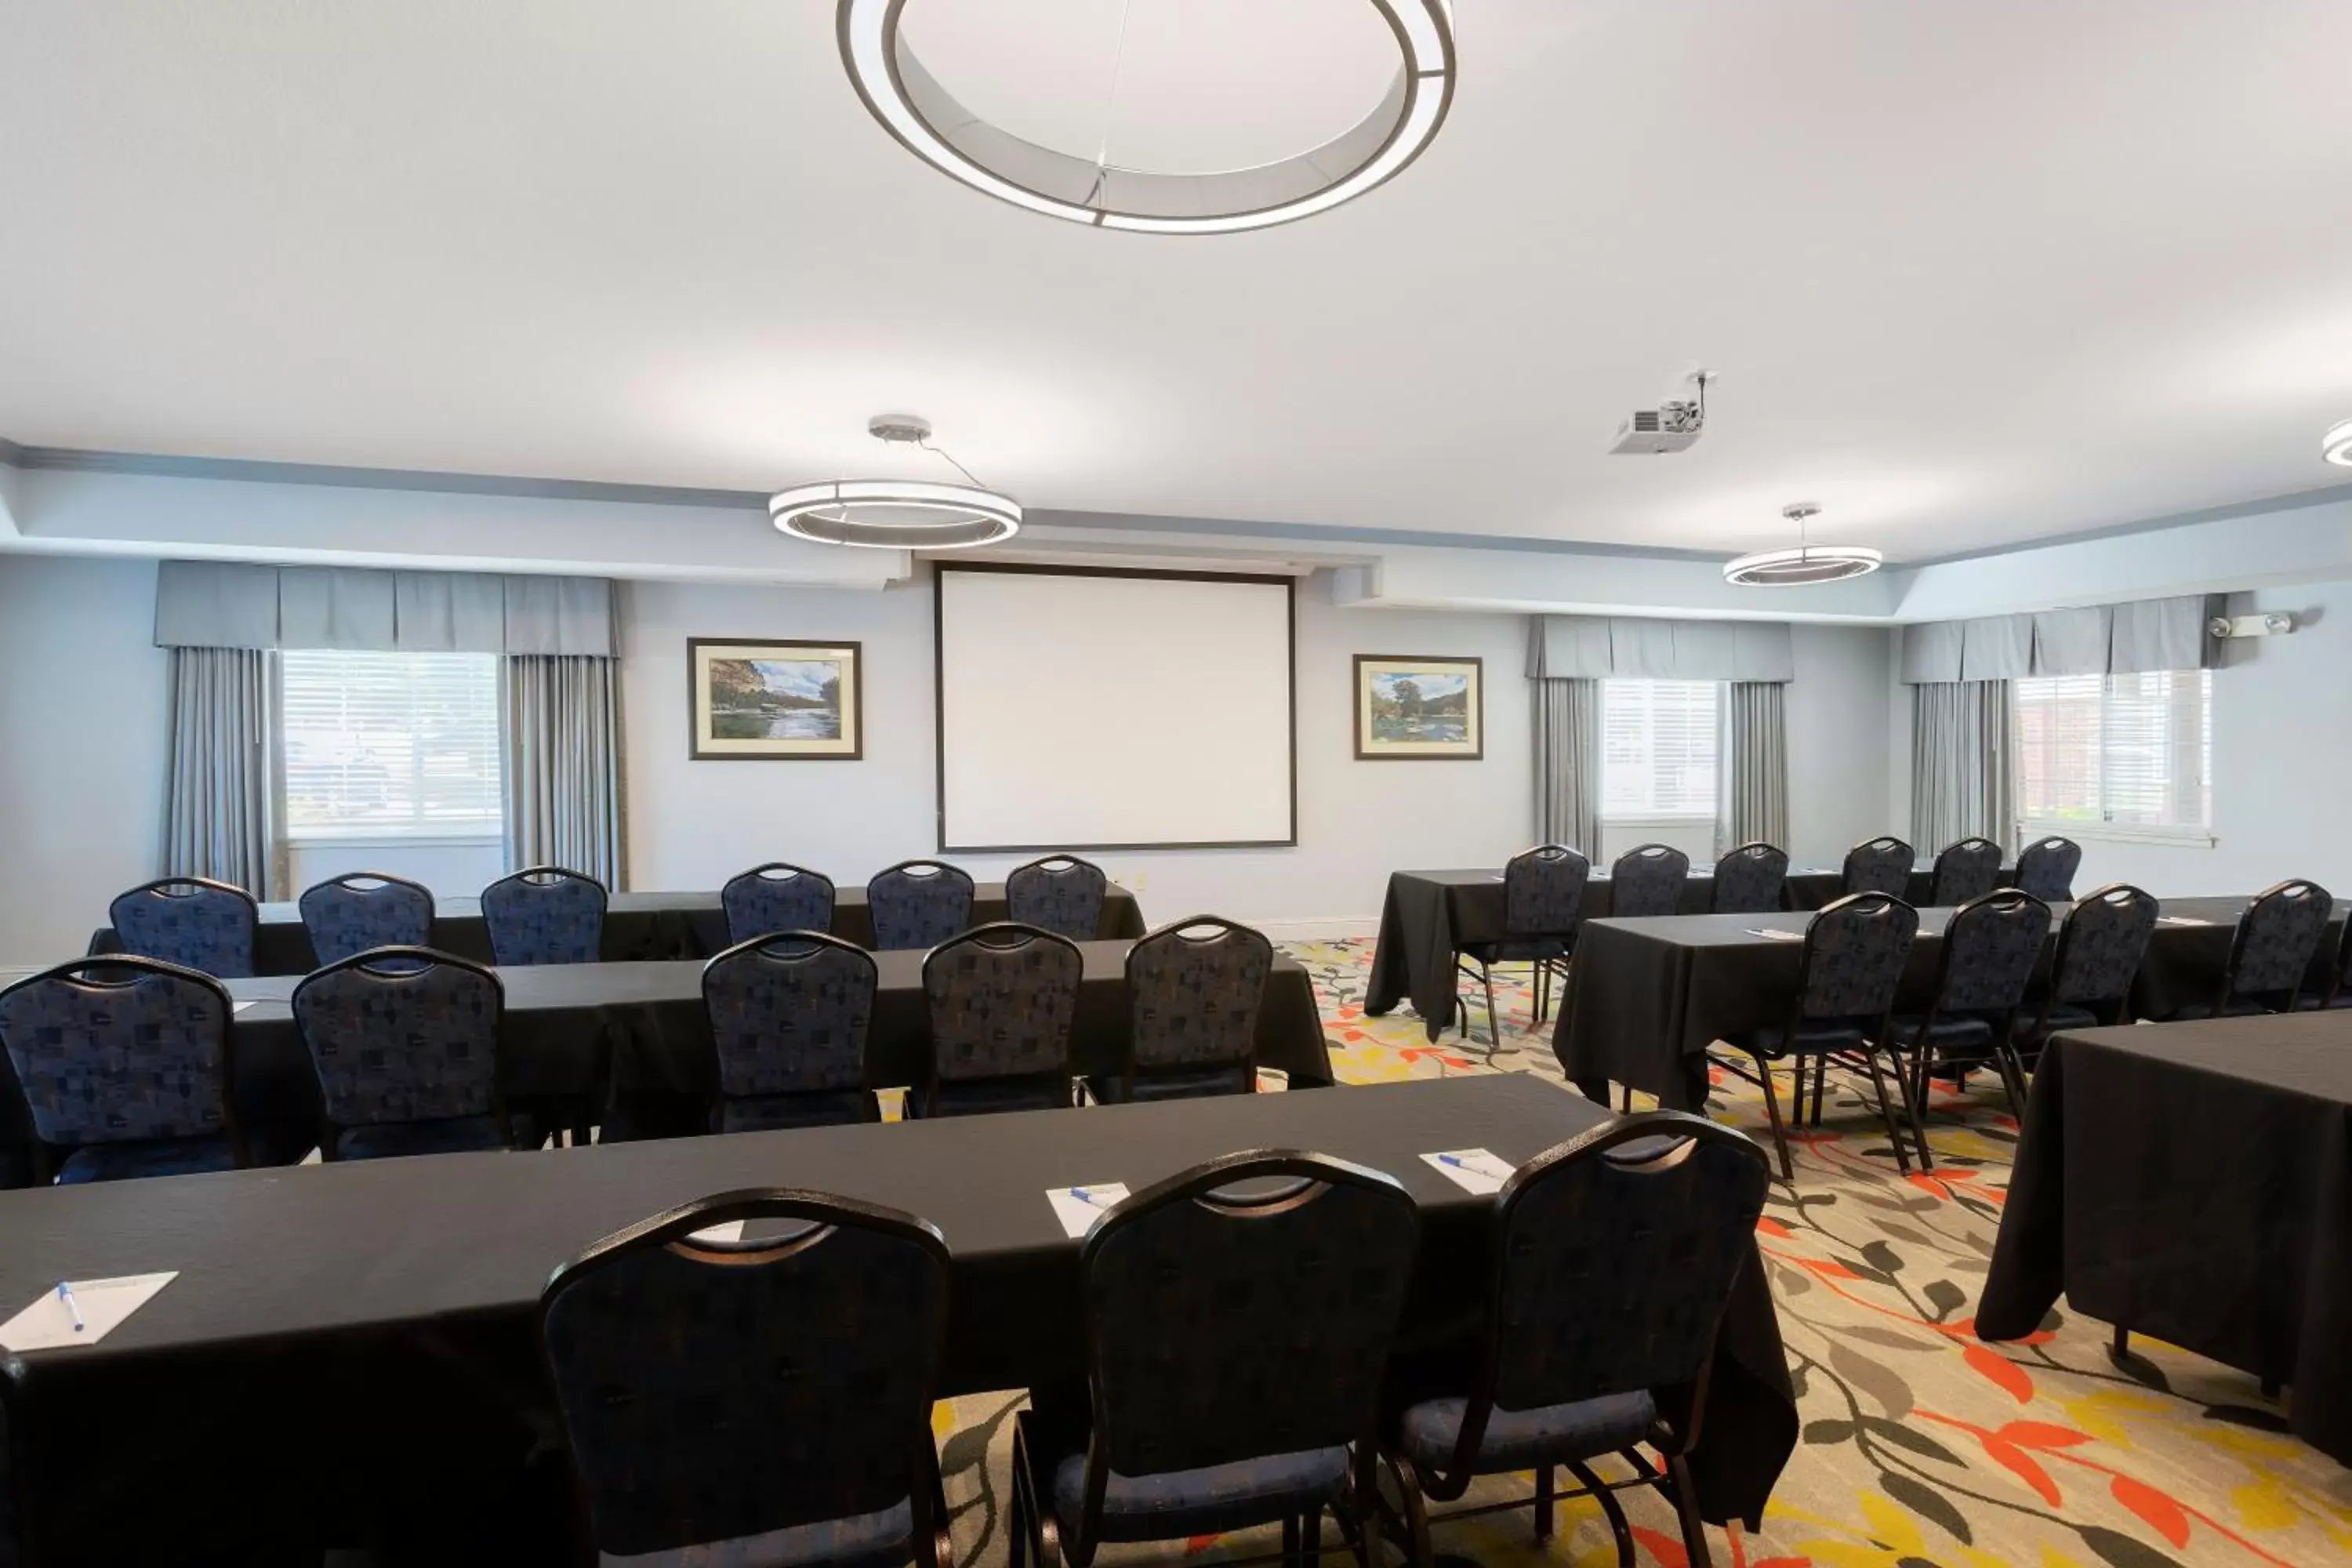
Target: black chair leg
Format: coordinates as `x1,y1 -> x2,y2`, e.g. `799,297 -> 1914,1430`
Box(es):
1485,967 -> 1501,1042
1666,1454 -> 1712,1568
1387,1455 -> 1436,1568
1571,1458 -> 1636,1568
1856,1047 -> 1915,1174
2261,1377 -> 2281,1399
1534,1463 -> 1554,1541
1283,1512 -> 1301,1568
1753,1053 -> 1796,1181
2110,1323 -> 2130,1364
1619,1083 -> 1632,1112
1888,1047 -> 1936,1171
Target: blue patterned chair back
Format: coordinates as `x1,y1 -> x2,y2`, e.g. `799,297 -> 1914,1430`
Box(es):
1930,838 -> 2004,907
2050,884 -> 2158,1007
2225,880 -> 2333,1003
1609,844 -> 1690,919
481,866 -> 606,966
541,1189 -> 952,1562
1711,842 -> 1788,915
1080,1152 -> 1418,1478
1796,894 -> 1920,1020
1126,917 -> 1273,1073
297,873 -> 434,967
1480,1115 -> 1767,1419
1503,844 -> 1589,940
292,948 -> 503,1130
1005,856 -> 1109,942
868,860 -> 975,951
107,877 -> 257,979
2013,837 -> 2083,903
1931,891 -> 2051,1014
921,923 -> 1083,1082
702,933 -> 877,1096
720,862 -> 837,946
0,956 -> 238,1152
1841,837 -> 1915,898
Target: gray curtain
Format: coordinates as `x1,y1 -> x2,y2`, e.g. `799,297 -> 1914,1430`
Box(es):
1721,681 -> 1789,851
503,655 -> 624,887
1532,678 -> 1600,855
162,647 -> 279,897
1911,681 -> 2015,853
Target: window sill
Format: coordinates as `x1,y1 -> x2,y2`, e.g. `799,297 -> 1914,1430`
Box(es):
2019,822 -> 2216,849
1601,814 -> 1719,828
285,833 -> 503,849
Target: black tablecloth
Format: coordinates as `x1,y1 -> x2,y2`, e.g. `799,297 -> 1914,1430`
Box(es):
85,883 -> 1151,975
1365,866 -> 1935,1040
1977,1014 -> 2352,1465
1550,895 -> 2327,1111
0,1076 -> 1796,1563
202,941 -> 1334,1149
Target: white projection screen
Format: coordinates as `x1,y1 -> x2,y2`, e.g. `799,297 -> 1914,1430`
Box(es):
935,565 -> 1297,851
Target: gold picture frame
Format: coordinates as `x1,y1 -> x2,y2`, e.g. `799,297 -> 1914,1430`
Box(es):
1354,655 -> 1483,760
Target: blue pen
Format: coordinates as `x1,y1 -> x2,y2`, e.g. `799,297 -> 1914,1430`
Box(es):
56,1280 -> 85,1334
1438,1152 -> 1504,1175
1069,1186 -> 1109,1208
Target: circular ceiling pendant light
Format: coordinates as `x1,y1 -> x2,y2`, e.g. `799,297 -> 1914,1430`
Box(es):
1722,504 -> 1885,587
836,0 -> 1457,235
2325,418 -> 2352,467
771,416 -> 1022,550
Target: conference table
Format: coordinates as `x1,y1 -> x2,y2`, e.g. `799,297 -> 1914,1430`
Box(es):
202,938 -> 1336,1149
1367,864 -> 1980,1040
1977,1011 -> 2352,1466
1552,895 -> 2341,1110
0,1075 -> 1798,1563
85,881 -> 1152,975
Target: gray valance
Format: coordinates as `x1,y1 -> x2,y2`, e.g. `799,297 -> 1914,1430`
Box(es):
1526,615 -> 1794,682
154,561 -> 617,656
1899,595 -> 2213,683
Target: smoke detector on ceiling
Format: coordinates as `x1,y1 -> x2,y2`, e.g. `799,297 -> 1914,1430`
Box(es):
1609,369 -> 1713,454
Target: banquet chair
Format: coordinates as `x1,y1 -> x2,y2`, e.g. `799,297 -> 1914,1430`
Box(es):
869,860 -> 975,951
2013,837 -> 2083,903
1710,842 -> 1789,915
1714,892 -> 1920,1181
915,922 -> 1082,1117
1929,838 -> 2005,906
720,862 -> 837,946
1379,1113 -> 1769,1568
1608,844 -> 1691,919
481,866 -> 607,966
2166,880 -> 2334,1019
702,931 -> 880,1131
1882,891 -> 2052,1166
1096,916 -> 1273,1104
1011,1151 -> 1417,1568
1841,837 -> 1915,898
1007,855 -> 1110,942
0,956 -> 248,1184
297,871 -> 434,966
542,1189 -> 954,1568
107,876 -> 258,979
292,946 -> 512,1160
2296,916 -> 2352,1010
1454,844 -> 1589,1042
2014,884 -> 2158,1054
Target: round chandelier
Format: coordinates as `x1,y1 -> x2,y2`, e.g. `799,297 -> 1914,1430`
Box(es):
835,0 -> 1457,235
2325,418 -> 2352,467
1723,504 -> 1884,587
771,417 -> 1022,550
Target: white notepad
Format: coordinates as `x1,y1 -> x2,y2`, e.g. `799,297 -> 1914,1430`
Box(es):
2156,916 -> 2212,927
1744,927 -> 1806,942
687,1220 -> 746,1244
232,1001 -> 260,1014
0,1272 -> 177,1351
1047,1183 -> 1131,1239
1421,1149 -> 1515,1195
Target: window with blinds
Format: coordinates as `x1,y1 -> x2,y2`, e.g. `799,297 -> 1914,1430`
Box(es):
281,651 -> 503,839
2014,670 -> 2211,835
1602,680 -> 1720,819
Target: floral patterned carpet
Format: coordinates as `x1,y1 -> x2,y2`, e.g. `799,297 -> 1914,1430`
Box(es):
929,940 -> 2352,1568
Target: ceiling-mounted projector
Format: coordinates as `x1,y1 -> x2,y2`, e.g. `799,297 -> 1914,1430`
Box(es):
1609,368 -> 1713,454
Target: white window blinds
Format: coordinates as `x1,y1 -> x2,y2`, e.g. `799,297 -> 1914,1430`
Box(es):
1602,680 -> 1720,818
281,651 -> 503,839
2014,671 -> 2210,833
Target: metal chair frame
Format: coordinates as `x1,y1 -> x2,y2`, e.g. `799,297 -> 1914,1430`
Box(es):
1454,845 -> 1588,1044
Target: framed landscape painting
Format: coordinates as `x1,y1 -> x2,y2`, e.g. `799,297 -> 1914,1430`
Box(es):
1354,655 -> 1483,760
688,638 -> 863,760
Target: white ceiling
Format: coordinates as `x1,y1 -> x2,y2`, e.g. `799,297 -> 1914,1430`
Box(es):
3,0 -> 2350,563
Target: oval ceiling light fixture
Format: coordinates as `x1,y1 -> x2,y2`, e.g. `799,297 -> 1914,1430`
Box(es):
2325,417 -> 2352,466
1722,503 -> 1885,587
835,0 -> 1456,235
771,416 -> 1022,550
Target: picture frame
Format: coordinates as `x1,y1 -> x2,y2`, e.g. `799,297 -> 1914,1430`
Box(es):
688,638 -> 864,760
1353,654 -> 1484,760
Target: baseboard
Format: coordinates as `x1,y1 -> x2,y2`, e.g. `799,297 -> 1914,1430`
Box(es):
1252,917 -> 1381,942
